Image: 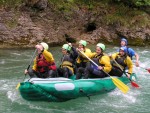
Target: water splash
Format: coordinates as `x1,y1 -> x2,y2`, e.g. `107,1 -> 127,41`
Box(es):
11,52 -> 21,56
0,59 -> 5,65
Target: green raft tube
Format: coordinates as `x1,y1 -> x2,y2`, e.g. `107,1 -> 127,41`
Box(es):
19,73 -> 137,102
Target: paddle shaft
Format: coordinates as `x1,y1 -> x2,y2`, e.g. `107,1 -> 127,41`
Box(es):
24,49 -> 37,80
139,66 -> 146,69
140,66 -> 150,73
139,66 -> 149,70
16,49 -> 37,89
27,49 -> 37,69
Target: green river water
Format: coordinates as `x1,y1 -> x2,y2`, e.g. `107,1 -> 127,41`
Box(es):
0,45 -> 150,113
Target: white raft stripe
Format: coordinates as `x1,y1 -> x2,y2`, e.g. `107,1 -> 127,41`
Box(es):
26,76 -> 124,84
27,77 -> 73,84
55,83 -> 75,91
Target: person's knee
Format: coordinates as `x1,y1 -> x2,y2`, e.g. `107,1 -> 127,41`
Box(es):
48,70 -> 57,77
77,67 -> 85,73
28,69 -> 37,78
93,69 -> 99,75
92,69 -> 105,78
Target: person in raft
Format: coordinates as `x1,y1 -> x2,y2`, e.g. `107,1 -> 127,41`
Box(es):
57,43 -> 78,78
120,38 -> 139,67
83,43 -> 112,78
76,40 -> 92,79
24,42 -> 57,78
109,46 -> 133,78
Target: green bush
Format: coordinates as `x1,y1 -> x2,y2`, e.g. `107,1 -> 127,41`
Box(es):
112,0 -> 150,7
136,0 -> 150,6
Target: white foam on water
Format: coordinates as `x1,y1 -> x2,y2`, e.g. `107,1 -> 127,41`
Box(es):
0,79 -> 22,103
108,87 -> 141,107
0,80 -> 10,91
2,65 -> 24,70
6,58 -> 29,62
140,50 -> 149,54
7,90 -> 20,102
0,59 -> 5,64
11,52 -> 21,56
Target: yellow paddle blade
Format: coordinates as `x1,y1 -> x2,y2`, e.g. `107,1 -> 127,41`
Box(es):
16,83 -> 20,90
111,77 -> 129,94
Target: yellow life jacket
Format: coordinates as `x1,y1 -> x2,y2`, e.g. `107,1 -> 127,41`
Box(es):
61,61 -> 74,74
76,48 -> 91,63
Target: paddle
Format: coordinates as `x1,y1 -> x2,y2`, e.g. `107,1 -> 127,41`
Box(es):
139,66 -> 150,73
112,59 -> 139,88
77,49 -> 129,94
16,49 -> 37,89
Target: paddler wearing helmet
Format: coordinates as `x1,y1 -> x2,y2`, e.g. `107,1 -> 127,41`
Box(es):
120,38 -> 139,67
76,40 -> 92,67
76,40 -> 92,79
24,42 -> 57,78
57,43 -> 78,78
110,46 -> 133,78
83,43 -> 112,78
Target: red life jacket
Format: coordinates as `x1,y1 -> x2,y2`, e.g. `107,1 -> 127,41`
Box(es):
36,54 -> 56,73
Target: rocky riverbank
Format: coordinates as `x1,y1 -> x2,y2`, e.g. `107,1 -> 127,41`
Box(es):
0,0 -> 150,48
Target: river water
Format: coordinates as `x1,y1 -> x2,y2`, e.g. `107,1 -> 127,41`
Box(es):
0,45 -> 150,113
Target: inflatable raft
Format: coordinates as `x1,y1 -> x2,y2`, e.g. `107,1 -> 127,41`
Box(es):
19,74 -> 136,102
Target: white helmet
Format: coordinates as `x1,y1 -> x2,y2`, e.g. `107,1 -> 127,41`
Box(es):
40,42 -> 49,50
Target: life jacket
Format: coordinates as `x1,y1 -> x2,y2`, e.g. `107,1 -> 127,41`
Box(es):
78,55 -> 89,64
36,54 -> 56,73
78,48 -> 91,63
92,53 -> 104,67
62,54 -> 74,64
76,48 -> 91,68
112,54 -> 127,71
60,54 -> 74,73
